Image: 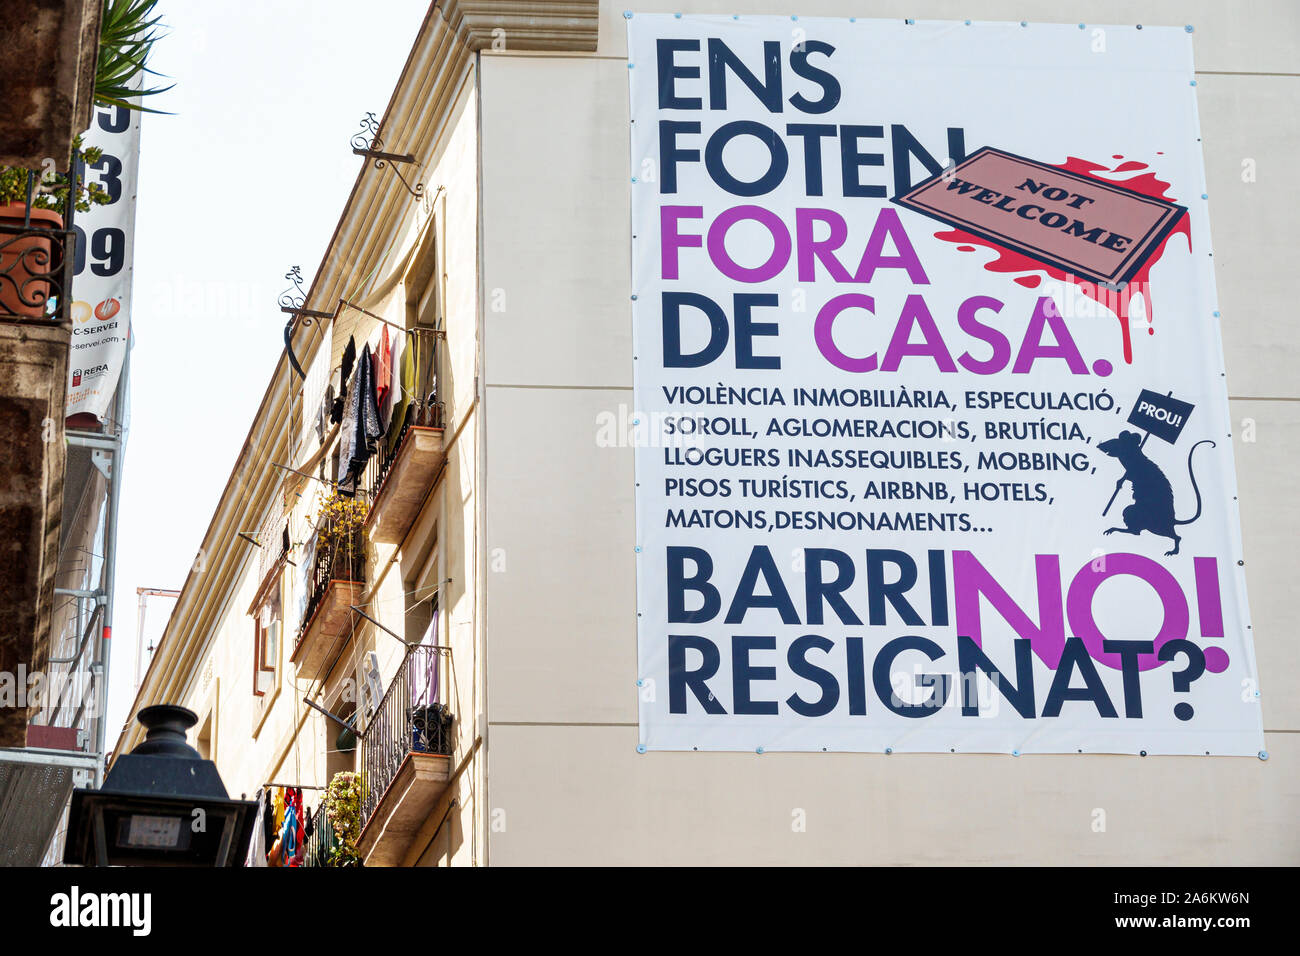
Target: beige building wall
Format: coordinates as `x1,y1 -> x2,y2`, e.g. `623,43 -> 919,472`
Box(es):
122,54 -> 487,865
478,2 -> 1300,863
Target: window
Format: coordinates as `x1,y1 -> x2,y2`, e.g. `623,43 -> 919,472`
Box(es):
194,708 -> 214,761
403,220 -> 442,331
254,587 -> 281,698
326,699 -> 357,781
400,218 -> 444,430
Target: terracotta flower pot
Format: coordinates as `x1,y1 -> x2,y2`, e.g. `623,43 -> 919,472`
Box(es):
0,202 -> 63,318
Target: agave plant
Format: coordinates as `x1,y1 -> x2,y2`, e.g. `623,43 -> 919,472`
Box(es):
94,0 -> 174,113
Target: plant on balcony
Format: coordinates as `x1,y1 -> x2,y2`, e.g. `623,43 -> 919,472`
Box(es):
323,770 -> 363,867
0,136 -> 111,317
308,489 -> 369,580
0,137 -> 111,215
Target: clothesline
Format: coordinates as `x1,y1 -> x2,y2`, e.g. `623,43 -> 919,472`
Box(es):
264,782 -> 326,791
285,314 -> 442,503
339,298 -> 445,340
285,296 -> 443,381
304,581 -> 445,724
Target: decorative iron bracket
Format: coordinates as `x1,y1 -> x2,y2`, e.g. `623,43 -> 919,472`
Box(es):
350,112 -> 425,198
279,265 -> 333,378
278,265 -> 333,322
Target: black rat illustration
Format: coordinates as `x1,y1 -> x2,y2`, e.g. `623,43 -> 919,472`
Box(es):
1098,430 -> 1216,556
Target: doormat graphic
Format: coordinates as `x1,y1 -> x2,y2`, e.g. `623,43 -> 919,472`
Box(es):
893,146 -> 1187,289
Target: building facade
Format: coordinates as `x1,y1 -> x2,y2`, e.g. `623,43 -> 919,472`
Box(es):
120,0 -> 1298,865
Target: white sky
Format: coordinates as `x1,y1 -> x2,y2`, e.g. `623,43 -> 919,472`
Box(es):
105,0 -> 432,742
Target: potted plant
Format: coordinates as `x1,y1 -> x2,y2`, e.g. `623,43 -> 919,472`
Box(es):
323,770 -> 364,867
0,138 -> 110,317
310,488 -> 369,582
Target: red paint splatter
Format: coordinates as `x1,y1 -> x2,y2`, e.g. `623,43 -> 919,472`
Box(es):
930,155 -> 1191,363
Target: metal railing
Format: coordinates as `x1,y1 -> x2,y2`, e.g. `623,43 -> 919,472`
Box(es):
363,326 -> 444,502
0,219 -> 77,323
1,165 -> 81,324
302,805 -> 338,867
297,518 -> 365,643
359,644 -> 453,826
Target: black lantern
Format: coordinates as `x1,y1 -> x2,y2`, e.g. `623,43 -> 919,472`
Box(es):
64,704 -> 257,866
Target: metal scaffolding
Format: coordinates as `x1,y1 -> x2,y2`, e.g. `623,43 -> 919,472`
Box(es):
0,348 -> 130,866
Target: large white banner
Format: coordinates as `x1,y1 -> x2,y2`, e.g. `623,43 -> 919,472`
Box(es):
66,102 -> 140,421
628,15 -> 1264,755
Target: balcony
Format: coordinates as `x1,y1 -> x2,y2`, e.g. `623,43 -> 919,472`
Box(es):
291,521 -> 365,682
357,644 -> 454,866
363,327 -> 445,545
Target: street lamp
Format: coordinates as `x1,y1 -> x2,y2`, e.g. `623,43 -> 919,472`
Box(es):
64,704 -> 257,866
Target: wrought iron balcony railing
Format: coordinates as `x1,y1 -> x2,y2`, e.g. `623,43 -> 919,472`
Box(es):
297,520 -> 366,645
302,805 -> 339,867
359,644 -> 453,826
1,166 -> 82,325
0,217 -> 77,324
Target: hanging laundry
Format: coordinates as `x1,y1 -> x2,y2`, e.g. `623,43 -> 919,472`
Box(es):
281,800 -> 298,867
296,530 -> 317,627
328,372 -> 343,425
293,788 -> 306,866
340,335 -> 356,387
267,787 -> 286,868
317,381 -> 334,440
386,333 -> 416,455
262,789 -> 275,851
246,791 -> 268,867
338,342 -> 383,495
374,325 -> 392,418
330,336 -> 356,423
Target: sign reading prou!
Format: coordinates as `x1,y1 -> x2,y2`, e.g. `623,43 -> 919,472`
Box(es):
627,15 -> 1262,755
1128,388 -> 1195,445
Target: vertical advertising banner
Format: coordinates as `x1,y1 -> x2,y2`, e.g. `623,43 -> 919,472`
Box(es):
66,103 -> 141,421
627,16 -> 1264,755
